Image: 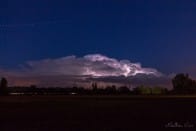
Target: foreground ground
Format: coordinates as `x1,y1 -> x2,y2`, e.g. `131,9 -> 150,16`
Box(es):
0,95 -> 196,130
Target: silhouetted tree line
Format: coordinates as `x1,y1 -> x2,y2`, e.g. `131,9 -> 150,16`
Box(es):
1,73 -> 196,96
3,83 -> 169,96
132,85 -> 168,95
7,84 -> 133,95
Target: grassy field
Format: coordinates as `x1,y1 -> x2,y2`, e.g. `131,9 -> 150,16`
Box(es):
0,95 -> 196,130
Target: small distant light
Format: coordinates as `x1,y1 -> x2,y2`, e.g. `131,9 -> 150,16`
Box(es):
69,92 -> 77,95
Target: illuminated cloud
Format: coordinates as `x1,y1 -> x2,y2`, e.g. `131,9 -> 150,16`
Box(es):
23,54 -> 162,77
0,54 -> 170,87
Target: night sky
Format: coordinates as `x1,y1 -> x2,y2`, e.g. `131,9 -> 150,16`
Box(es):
0,0 -> 196,81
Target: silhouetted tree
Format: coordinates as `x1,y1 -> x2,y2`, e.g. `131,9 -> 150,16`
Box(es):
118,86 -> 130,94
105,85 -> 117,94
92,82 -> 98,90
132,87 -> 141,95
172,73 -> 196,94
0,77 -> 8,95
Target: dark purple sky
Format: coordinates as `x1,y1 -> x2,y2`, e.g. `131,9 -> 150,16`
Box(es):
0,0 -> 196,78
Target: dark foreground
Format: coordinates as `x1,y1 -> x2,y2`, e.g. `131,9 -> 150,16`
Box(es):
0,96 -> 196,131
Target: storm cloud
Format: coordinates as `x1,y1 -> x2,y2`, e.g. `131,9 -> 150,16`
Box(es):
22,54 -> 162,77
0,54 -> 171,87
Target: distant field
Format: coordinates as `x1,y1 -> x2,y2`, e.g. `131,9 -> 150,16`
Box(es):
0,95 -> 196,130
